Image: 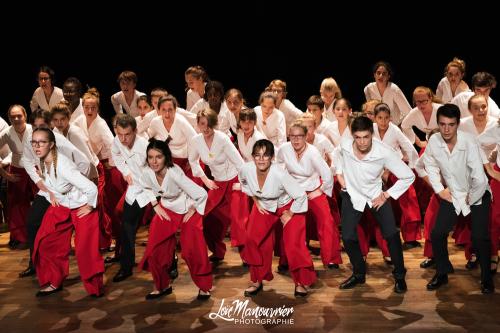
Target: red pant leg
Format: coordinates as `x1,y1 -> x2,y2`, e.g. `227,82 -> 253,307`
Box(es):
33,206 -> 73,288
71,209 -> 104,295
490,166 -> 500,255
423,194 -> 440,258
389,173 -> 421,242
6,166 -> 33,243
230,189 -> 249,247
96,162 -> 112,248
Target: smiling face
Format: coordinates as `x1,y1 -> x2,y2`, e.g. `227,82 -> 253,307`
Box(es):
469,95 -> 488,121
240,119 -> 255,136
147,148 -> 166,173
252,147 -> 272,172
198,116 -> 214,138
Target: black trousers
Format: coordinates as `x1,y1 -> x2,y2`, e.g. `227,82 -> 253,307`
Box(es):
340,192 -> 406,279
119,200 -> 144,272
26,195 -> 51,268
431,191 -> 491,283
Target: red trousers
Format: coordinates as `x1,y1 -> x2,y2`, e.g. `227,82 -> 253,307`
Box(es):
33,205 -> 104,295
97,162 -> 112,248
6,166 -> 33,243
203,176 -> 238,259
230,189 -> 250,247
388,173 -> 422,242
242,202 -> 317,286
489,164 -> 500,255
139,207 -> 212,292
173,158 -> 204,187
357,207 -> 390,257
423,194 -> 440,258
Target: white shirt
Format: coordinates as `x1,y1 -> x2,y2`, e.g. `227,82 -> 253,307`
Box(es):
323,121 -> 352,147
0,125 -> 31,168
148,114 -> 197,159
54,125 -> 99,179
69,99 -> 84,124
423,131 -> 489,215
190,99 -> 231,135
22,130 -> 91,185
239,162 -> 308,213
186,88 -> 204,111
315,117 -> 332,135
137,110 -> 158,137
436,77 -> 470,103
323,102 -> 336,122
73,115 -> 114,161
374,123 -> 419,168
334,138 -> 415,212
38,154 -> 97,209
254,106 -> 286,148
401,103 -> 441,144
189,130 -> 244,182
0,117 -> 10,162
277,142 -> 333,197
237,128 -> 266,162
110,90 -> 146,118
451,91 -> 500,118
364,82 -> 411,125
30,86 -> 64,112
279,99 -> 303,135
111,136 -> 150,207
477,123 -> 500,167
312,133 -> 335,166
141,164 -> 208,215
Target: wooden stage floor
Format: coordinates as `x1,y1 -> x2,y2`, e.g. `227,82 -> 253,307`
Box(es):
0,227 -> 498,333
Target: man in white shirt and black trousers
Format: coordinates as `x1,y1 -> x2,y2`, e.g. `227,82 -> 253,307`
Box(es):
423,104 -> 494,294
334,116 -> 415,293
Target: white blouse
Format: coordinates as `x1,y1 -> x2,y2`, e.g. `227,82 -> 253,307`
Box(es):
423,131 -> 489,216
141,164 -> 208,215
373,123 -> 419,168
315,117 -> 332,136
401,103 -> 441,144
279,99 -> 303,135
188,130 -> 244,182
238,162 -> 308,213
334,138 -> 415,212
111,90 -> 146,117
39,154 -> 97,209
364,82 -> 411,125
451,92 -> 500,118
148,114 -> 197,159
190,99 -> 231,135
254,106 -> 286,148
111,136 -> 150,208
323,102 -> 336,122
237,128 -> 266,162
69,99 -> 83,124
477,123 -> 500,167
73,115 -> 114,162
323,121 -> 352,147
186,88 -> 203,111
277,142 -> 334,197
30,87 -> 64,112
0,124 -> 32,168
436,77 -> 470,103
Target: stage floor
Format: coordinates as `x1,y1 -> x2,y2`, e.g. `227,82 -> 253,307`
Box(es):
0,227 -> 498,332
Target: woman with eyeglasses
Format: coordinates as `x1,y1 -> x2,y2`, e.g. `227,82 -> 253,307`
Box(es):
277,120 -> 342,271
239,139 -> 315,297
436,57 -> 470,103
0,105 -> 34,249
364,61 -> 411,126
31,127 -> 103,297
188,108 -> 244,263
29,66 -> 64,112
138,139 -> 212,300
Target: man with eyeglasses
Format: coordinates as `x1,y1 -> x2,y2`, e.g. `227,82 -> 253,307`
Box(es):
334,116 -> 414,293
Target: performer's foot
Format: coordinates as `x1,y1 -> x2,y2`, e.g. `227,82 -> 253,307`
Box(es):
112,270 -> 132,282
481,279 -> 495,294
197,289 -> 211,300
426,274 -> 448,290
36,284 -> 62,297
420,258 -> 435,269
19,266 -> 36,278
104,256 -> 120,264
383,257 -> 393,265
145,286 -> 172,300
327,262 -> 339,269
169,255 -> 178,280
277,264 -> 289,273
244,282 -> 263,297
403,241 -> 421,250
339,275 -> 365,289
294,285 -> 308,297
394,278 -> 407,293
465,255 -> 478,270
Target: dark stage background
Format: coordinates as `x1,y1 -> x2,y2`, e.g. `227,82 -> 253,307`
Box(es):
2,7 -> 498,124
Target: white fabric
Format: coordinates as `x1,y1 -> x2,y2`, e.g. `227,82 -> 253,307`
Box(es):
237,128 -> 266,162
254,106 -> 286,148
436,77 -> 470,103
364,82 -> 411,125
148,114 -> 197,159
110,90 -> 146,117
0,125 -> 32,168
30,87 -> 64,112
451,91 -> 500,118
73,115 -> 114,161
374,122 -> 419,168
401,103 -> 441,144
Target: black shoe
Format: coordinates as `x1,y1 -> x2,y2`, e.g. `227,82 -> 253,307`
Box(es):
242,262 -> 249,267
36,285 -> 63,297
294,285 -> 308,297
197,289 -> 211,300
420,258 -> 435,269
491,258 -> 499,275
327,263 -> 339,269
19,266 -> 36,278
426,274 -> 448,290
339,275 -> 366,289
465,258 -> 478,270
169,255 -> 178,280
481,280 -> 495,294
90,292 -> 105,298
104,256 -> 120,264
145,286 -> 172,300
403,241 -> 421,250
112,270 -> 132,282
394,279 -> 407,293
244,283 -> 263,297
383,257 -> 393,265
277,264 -> 289,273
209,255 -> 223,264
8,239 -> 20,249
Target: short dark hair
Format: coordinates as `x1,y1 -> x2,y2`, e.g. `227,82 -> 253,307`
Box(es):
238,108 -> 257,123
437,104 -> 461,125
115,113 -> 137,130
350,116 -> 374,134
252,139 -> 274,158
146,139 -> 174,169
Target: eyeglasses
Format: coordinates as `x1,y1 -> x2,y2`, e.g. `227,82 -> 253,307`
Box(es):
38,77 -> 50,81
31,140 -> 49,147
271,89 -> 284,94
252,154 -> 271,160
289,134 -> 305,140
415,99 -> 430,105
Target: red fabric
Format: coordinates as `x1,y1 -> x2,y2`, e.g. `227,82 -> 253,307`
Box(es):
490,164 -> 500,254
173,158 -> 204,187
357,208 -> 390,257
242,202 -> 316,286
139,207 -> 212,292
6,166 -> 33,243
230,190 -> 250,247
33,205 -> 104,295
423,194 -> 440,258
388,173 -> 422,242
202,176 -> 238,259
96,162 -> 112,249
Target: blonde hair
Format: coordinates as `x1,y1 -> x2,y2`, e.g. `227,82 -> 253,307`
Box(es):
82,88 -> 100,109
445,57 -> 466,76
320,77 -> 342,99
